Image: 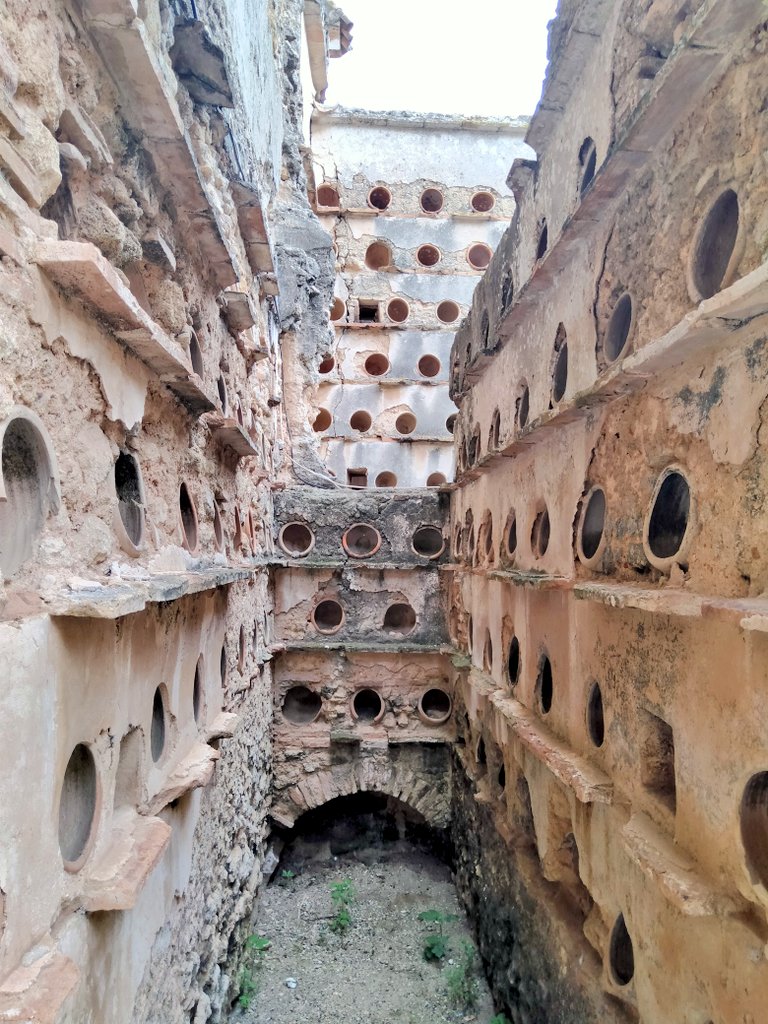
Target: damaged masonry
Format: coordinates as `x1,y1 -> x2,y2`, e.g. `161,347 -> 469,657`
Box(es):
0,1 -> 767,1023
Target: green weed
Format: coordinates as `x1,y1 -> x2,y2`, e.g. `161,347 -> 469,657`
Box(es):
446,941 -> 480,1011
417,909 -> 458,962
329,878 -> 355,934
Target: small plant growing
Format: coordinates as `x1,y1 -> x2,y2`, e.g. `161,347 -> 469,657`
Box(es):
280,868 -> 296,880
446,941 -> 480,1011
489,1015 -> 512,1024
417,909 -> 458,962
236,934 -> 270,1009
329,878 -> 355,934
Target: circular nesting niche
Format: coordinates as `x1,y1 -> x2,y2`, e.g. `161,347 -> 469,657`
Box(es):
467,243 -> 492,270
179,481 -> 199,553
419,688 -> 452,725
417,244 -> 441,268
364,353 -> 390,377
471,191 -> 495,213
426,472 -> 446,487
586,682 -> 605,747
690,188 -> 740,301
507,635 -> 520,686
368,185 -> 392,211
577,486 -> 607,566
319,354 -> 336,374
739,772 -> 768,889
515,381 -> 530,430
603,292 -> 634,363
578,137 -> 597,196
312,598 -> 344,635
189,330 -> 204,377
551,324 -> 568,404
418,354 -> 441,378
436,300 -> 460,324
387,298 -> 410,324
349,410 -> 373,432
420,188 -> 444,214
609,914 -> 635,986
212,498 -> 224,553
365,241 -> 391,271
193,656 -> 204,725
503,510 -> 517,562
536,653 -> 553,714
531,504 -> 551,559
282,685 -> 322,725
342,523 -> 382,558
312,408 -> 332,433
643,468 -> 692,571
351,688 -> 385,723
375,471 -> 398,488
395,412 -> 417,435
330,298 -> 346,322
0,412 -> 58,579
412,525 -> 445,560
279,521 -> 315,558
114,451 -> 145,551
150,685 -> 168,763
316,183 -> 340,208
383,602 -> 416,635
58,743 -> 99,871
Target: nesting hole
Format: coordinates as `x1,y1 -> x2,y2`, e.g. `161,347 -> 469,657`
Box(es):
312,408 -> 332,432
282,685 -> 322,725
319,354 -> 336,373
586,682 -> 605,747
437,300 -> 459,323
420,188 -> 444,213
375,471 -> 398,487
417,244 -> 441,267
383,602 -> 416,635
426,472 -> 446,486
516,382 -> 530,429
189,330 -> 204,377
352,688 -> 384,723
552,324 -> 568,403
579,137 -> 597,195
412,525 -> 444,559
471,191 -> 495,212
446,414 -> 457,434
536,654 -> 553,714
179,481 -> 199,552
531,506 -> 551,558
317,183 -> 340,208
387,298 -> 409,323
740,772 -> 768,888
604,292 -> 633,362
639,709 -> 676,811
313,599 -> 344,633
504,511 -> 517,560
418,354 -> 441,378
364,353 -> 390,376
579,487 -> 606,562
368,186 -> 391,210
609,915 -> 635,986
395,412 -> 417,435
365,241 -> 391,270
150,686 -> 167,763
212,499 -> 224,552
420,688 -> 452,723
0,416 -> 55,578
342,523 -> 381,558
115,452 -> 144,547
692,188 -> 740,300
330,298 -> 346,321
349,410 -> 373,432
507,636 -> 520,685
648,470 -> 690,561
58,743 -> 98,869
193,657 -> 204,724
536,220 -> 548,260
467,243 -> 492,270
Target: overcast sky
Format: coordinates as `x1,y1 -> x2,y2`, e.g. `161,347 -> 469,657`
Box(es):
325,0 -> 559,118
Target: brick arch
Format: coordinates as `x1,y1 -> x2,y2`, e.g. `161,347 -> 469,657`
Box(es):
270,760 -> 450,830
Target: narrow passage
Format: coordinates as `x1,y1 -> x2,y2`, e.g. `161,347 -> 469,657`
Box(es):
237,796 -> 495,1024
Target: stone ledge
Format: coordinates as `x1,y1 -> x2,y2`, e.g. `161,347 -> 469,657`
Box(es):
82,810 -> 171,913
146,741 -> 220,815
0,947 -> 79,1024
33,240 -> 216,415
621,813 -> 744,917
273,640 -> 451,655
204,711 -> 240,742
204,413 -> 262,458
488,691 -> 613,805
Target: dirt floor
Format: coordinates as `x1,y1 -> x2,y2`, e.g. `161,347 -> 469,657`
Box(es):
235,845 -> 497,1024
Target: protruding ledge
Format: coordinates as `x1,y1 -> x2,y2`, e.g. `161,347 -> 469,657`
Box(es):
231,180 -> 278,292
489,691 -> 613,804
83,810 -> 171,913
33,241 -> 216,415
204,711 -> 240,742
205,413 -> 261,458
146,741 -> 220,814
221,290 -> 257,335
0,947 -> 79,1024
622,813 -> 743,917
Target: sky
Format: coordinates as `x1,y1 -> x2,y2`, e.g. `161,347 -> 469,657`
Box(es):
325,0 -> 559,118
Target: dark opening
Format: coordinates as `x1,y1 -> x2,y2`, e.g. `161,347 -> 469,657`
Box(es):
693,188 -> 739,299
115,452 -> 143,546
279,521 -> 314,557
217,375 -> 227,412
213,499 -> 224,551
580,487 -> 606,561
349,410 -> 373,432
639,709 -> 676,811
193,658 -> 203,724
283,685 -> 322,725
343,523 -> 381,557
498,764 -> 506,791
375,471 -> 397,487
468,244 -> 492,270
741,772 -> 768,887
445,414 -> 457,434
482,631 -> 493,672
489,409 -> 501,450
317,183 -> 340,208
426,472 -> 446,486
319,354 -> 335,373
353,688 -> 383,722
471,191 -> 495,213
395,412 -> 417,435
418,354 -> 441,378
220,644 -> 227,685
347,468 -> 368,488
412,525 -> 444,558
468,427 -> 480,465
151,686 -> 166,763
536,654 -> 553,714
417,244 -> 441,267
420,688 -> 451,721
383,602 -> 416,635
313,599 -> 344,633
507,636 -> 520,685
420,188 -> 444,213
648,471 -> 690,560
552,324 -> 568,403
0,418 -> 53,578
368,186 -> 391,210
436,301 -> 459,324
536,220 -> 548,260
58,743 -> 98,867
531,506 -> 551,558
477,737 -> 487,768
189,330 -> 204,378
586,682 -> 604,747
604,292 -> 633,362
364,353 -> 390,376
516,383 -> 530,429
359,301 -> 381,323
609,914 -> 635,986
365,241 -> 391,271
179,482 -> 198,552
330,298 -> 346,321
312,408 -> 332,432
387,299 -> 409,323
501,270 -> 514,311
505,511 -> 517,558
579,137 -> 597,196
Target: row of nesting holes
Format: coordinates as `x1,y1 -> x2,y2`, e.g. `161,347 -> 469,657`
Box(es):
363,239 -> 492,272
469,185 -> 742,437
330,297 -> 461,325
279,522 -> 445,560
311,407 -> 427,438
317,184 -> 497,216
457,468 -> 691,569
280,685 -> 452,726
319,352 -> 443,379
311,598 -> 417,636
58,652 -> 222,873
